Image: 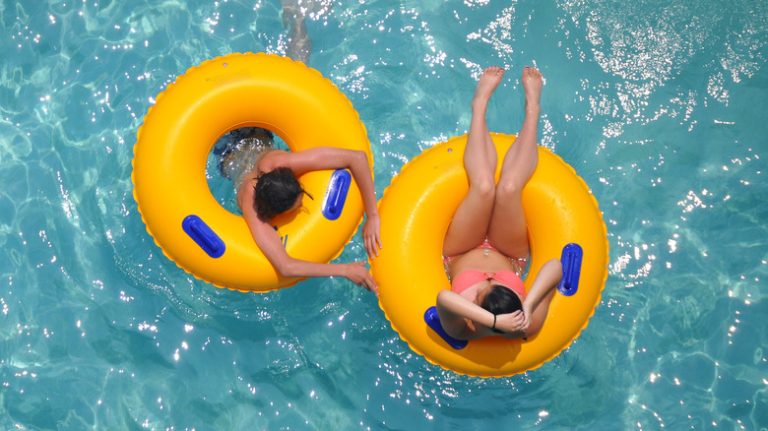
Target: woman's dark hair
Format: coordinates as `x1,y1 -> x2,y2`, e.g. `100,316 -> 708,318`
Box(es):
481,284 -> 523,315
253,167 -> 312,221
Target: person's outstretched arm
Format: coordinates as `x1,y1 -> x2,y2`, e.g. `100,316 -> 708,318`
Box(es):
240,183 -> 377,292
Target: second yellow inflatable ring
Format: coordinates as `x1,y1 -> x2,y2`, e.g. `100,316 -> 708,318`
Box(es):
372,134 -> 609,377
132,53 -> 372,292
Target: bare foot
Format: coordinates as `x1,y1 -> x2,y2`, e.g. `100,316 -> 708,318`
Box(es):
473,66 -> 505,108
522,66 -> 542,112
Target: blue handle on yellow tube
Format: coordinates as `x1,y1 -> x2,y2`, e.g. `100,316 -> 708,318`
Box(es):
424,306 -> 468,350
558,243 -> 583,296
322,169 -> 351,220
182,215 -> 226,258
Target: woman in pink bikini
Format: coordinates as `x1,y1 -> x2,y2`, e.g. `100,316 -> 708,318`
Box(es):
436,66 -> 563,340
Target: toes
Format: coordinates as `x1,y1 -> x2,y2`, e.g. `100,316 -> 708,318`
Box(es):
523,66 -> 542,79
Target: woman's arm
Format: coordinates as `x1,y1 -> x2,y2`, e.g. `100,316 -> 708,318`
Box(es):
436,290 -> 528,340
435,259 -> 561,340
269,147 -> 382,257
521,258 -> 562,335
240,185 -> 377,292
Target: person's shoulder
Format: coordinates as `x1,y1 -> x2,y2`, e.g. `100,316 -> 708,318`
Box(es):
236,176 -> 256,208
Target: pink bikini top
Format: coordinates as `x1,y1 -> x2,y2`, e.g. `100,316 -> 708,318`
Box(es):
451,270 -> 526,299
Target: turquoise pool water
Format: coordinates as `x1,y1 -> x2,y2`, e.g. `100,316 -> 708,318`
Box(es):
1,0 -> 767,429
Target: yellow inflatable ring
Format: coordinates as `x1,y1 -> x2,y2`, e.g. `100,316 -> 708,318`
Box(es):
372,134 -> 608,377
132,53 -> 372,292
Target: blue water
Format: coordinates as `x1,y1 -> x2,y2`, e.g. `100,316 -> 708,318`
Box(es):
1,0 -> 767,429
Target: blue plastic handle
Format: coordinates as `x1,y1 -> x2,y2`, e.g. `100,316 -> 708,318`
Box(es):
322,169 -> 351,220
558,243 -> 583,296
181,215 -> 226,258
424,306 -> 468,350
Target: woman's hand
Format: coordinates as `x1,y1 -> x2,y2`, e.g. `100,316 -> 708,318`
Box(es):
342,261 -> 378,294
494,310 -> 530,334
363,213 -> 382,259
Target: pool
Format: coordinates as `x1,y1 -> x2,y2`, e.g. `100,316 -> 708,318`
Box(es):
1,0 -> 766,429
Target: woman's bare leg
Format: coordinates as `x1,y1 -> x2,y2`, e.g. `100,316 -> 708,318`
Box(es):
487,67 -> 543,259
443,67 -> 505,256
282,0 -> 312,63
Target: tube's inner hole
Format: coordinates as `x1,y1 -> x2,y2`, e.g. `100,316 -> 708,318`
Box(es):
206,127 -> 290,214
